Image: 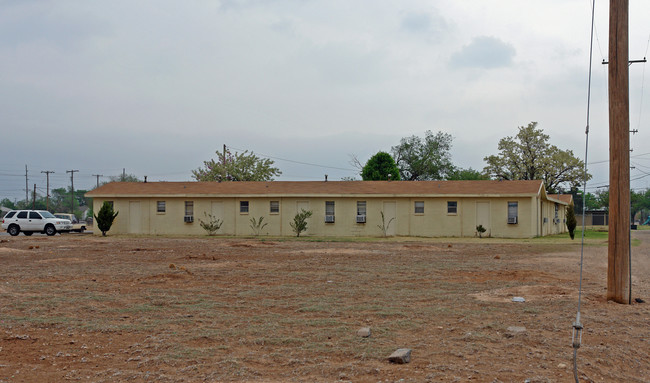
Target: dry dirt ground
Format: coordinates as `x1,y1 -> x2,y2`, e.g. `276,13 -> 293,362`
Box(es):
0,231 -> 648,383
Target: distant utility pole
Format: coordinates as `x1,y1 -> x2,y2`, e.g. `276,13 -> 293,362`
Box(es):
122,168 -> 126,182
67,170 -> 79,214
32,184 -> 36,210
607,0 -> 630,304
92,174 -> 103,188
25,165 -> 28,202
41,170 -> 54,210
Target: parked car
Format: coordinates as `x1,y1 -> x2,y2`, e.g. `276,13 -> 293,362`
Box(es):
54,213 -> 87,233
1,210 -> 72,236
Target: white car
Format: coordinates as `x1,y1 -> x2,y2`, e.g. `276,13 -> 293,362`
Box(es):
1,210 -> 72,236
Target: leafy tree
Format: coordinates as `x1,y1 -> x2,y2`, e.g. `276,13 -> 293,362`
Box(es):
631,189 -> 650,223
290,209 -> 312,237
391,130 -> 455,181
107,173 -> 142,183
192,148 -> 281,182
595,190 -> 609,212
566,205 -> 577,240
483,122 -> 590,193
94,201 -> 118,237
199,212 -> 223,235
1,198 -> 16,210
446,167 -> 489,180
361,152 -> 400,181
571,189 -> 604,214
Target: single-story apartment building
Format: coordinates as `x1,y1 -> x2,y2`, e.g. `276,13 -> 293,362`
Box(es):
85,180 -> 571,238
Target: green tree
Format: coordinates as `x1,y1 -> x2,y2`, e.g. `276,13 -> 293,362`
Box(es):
483,122 -> 590,193
361,152 -> 400,181
94,201 -> 119,237
446,167 -> 489,180
192,148 -> 281,182
290,209 -> 313,237
631,189 -> 650,223
0,198 -> 16,210
107,173 -> 142,183
566,205 -> 577,240
391,130 -> 455,181
595,190 -> 609,212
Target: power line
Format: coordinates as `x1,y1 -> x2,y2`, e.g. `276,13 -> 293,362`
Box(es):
226,145 -> 357,172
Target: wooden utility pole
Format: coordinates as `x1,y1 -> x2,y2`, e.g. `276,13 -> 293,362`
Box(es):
25,165 -> 29,202
67,170 -> 79,215
41,170 -> 54,210
607,0 -> 630,304
92,174 -> 103,188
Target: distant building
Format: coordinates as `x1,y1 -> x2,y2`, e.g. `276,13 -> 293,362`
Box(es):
576,210 -> 609,226
85,180 -> 570,238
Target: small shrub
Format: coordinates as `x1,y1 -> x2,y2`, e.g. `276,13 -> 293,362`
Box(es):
249,216 -> 268,236
566,206 -> 577,240
476,224 -> 486,238
94,201 -> 118,237
290,209 -> 313,237
377,211 -> 395,237
199,212 -> 223,236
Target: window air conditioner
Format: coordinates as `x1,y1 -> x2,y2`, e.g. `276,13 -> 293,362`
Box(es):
356,215 -> 366,223
507,216 -> 517,224
325,215 -> 335,223
184,215 -> 194,223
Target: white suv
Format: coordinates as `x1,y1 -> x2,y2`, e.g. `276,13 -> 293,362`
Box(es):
1,210 -> 72,236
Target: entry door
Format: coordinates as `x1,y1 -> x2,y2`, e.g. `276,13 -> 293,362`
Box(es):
211,202 -> 223,219
476,201 -> 490,234
382,201 -> 396,236
129,201 -> 141,234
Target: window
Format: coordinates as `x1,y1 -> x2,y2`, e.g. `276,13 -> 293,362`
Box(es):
240,201 -> 249,213
356,201 -> 367,223
185,201 -> 194,216
4,211 -> 16,219
508,201 -> 518,224
447,201 -> 457,214
554,203 -> 559,218
414,201 -> 424,214
357,201 -> 366,216
17,211 -> 27,219
270,201 -> 279,214
325,201 -> 335,222
29,211 -> 42,219
157,201 -> 166,213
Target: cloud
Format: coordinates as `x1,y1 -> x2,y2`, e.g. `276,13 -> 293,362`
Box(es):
399,10 -> 449,42
450,36 -> 515,69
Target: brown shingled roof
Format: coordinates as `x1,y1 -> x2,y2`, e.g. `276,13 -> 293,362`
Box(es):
548,194 -> 574,205
86,180 -> 547,198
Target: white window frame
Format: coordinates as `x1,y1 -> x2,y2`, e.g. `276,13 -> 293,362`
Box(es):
157,201 -> 166,213
240,201 -> 249,214
270,201 -> 280,214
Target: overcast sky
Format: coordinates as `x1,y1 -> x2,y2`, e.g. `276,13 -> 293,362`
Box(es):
2,0 -> 650,202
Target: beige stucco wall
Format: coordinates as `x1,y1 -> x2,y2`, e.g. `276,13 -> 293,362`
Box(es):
93,194 -> 566,238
